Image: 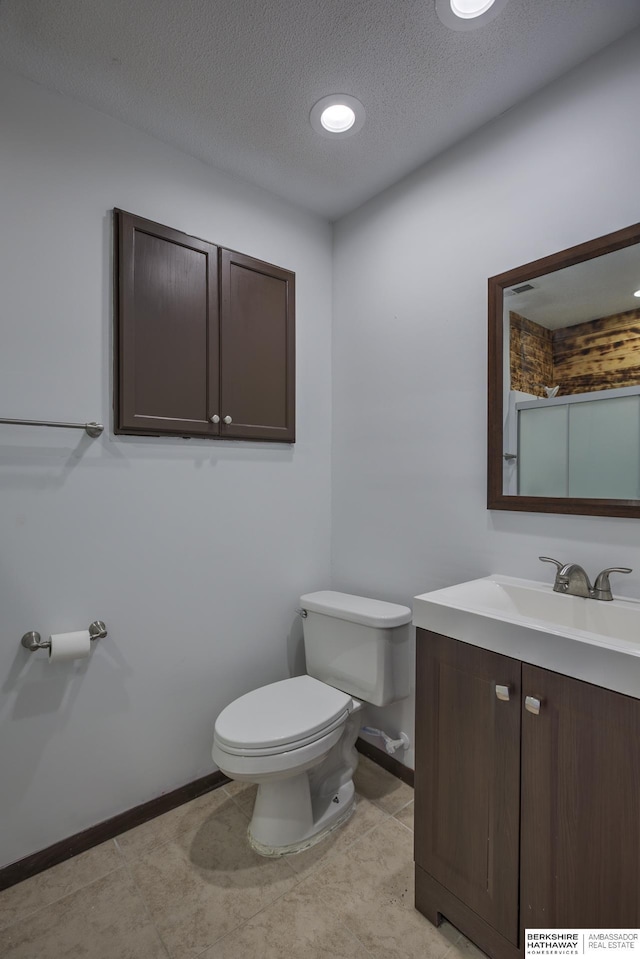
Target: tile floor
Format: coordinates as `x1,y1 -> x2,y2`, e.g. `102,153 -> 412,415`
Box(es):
0,756 -> 484,959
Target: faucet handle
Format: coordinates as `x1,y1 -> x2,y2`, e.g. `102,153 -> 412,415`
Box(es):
539,556 -> 564,572
595,566 -> 632,585
593,567 -> 632,601
539,556 -> 569,591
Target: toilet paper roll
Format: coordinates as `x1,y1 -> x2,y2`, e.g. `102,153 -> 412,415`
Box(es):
48,630 -> 91,662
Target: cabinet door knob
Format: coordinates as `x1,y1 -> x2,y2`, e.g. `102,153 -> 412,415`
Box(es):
210,414 -> 220,424
495,684 -> 511,702
525,695 -> 541,715
223,415 -> 232,425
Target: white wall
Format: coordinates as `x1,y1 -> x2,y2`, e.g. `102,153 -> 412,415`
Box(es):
4,25 -> 640,867
0,69 -> 333,867
331,29 -> 640,769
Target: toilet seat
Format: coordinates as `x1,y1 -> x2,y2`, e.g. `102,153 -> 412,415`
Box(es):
214,675 -> 352,756
215,709 -> 350,757
212,721 -> 348,782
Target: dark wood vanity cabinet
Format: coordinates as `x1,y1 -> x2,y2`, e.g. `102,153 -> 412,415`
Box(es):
115,210 -> 295,441
520,664 -> 640,930
415,631 -> 521,945
415,629 -> 640,959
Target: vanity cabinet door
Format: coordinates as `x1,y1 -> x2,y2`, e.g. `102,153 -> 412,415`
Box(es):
521,665 -> 640,930
415,630 -> 521,945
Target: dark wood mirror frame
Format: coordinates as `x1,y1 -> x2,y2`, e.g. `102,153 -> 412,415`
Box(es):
488,221 -> 640,518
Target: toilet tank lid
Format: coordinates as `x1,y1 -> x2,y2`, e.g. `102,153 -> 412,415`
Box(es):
299,591 -> 411,628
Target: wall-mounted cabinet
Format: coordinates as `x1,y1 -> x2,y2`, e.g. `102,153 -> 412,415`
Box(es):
415,629 -> 640,959
115,210 -> 295,442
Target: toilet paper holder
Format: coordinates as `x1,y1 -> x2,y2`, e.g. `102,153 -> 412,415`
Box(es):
21,620 -> 108,652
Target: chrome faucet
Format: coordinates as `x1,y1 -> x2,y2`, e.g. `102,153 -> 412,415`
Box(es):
539,557 -> 632,601
555,561 -> 592,599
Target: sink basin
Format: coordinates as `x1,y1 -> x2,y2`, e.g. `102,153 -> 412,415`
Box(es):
413,574 -> 640,699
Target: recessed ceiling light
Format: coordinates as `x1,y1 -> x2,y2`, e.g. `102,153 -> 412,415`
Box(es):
321,104 -> 355,133
310,95 -> 365,138
452,0 -> 495,16
634,289 -> 640,298
435,0 -> 509,30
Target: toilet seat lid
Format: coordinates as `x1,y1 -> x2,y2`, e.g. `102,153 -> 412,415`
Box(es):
214,675 -> 352,751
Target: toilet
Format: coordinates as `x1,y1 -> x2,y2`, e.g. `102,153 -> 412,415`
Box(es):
211,590 -> 411,856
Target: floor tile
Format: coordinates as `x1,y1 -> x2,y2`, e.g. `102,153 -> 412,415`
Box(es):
199,883 -> 372,959
222,781 -> 257,819
353,754 -> 414,815
393,800 -> 414,831
129,799 -> 298,959
286,794 -> 388,880
0,840 -> 123,932
0,756 -> 440,959
443,930 -> 490,959
0,867 -> 168,959
116,787 -> 230,862
300,816 -> 458,959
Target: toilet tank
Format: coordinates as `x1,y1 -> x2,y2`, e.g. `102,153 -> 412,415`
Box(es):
299,591 -> 412,707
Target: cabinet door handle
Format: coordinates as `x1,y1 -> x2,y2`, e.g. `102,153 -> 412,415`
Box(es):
495,684 -> 510,702
223,415 -> 232,425
210,414 -> 220,424
525,695 -> 541,715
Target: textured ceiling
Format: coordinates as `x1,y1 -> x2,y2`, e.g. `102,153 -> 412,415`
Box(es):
507,245 -> 640,330
1,0 -> 640,220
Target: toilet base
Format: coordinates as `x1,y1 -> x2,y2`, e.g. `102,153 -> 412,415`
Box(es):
248,779 -> 356,857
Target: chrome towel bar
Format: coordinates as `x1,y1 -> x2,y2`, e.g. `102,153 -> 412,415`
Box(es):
0,417 -> 103,437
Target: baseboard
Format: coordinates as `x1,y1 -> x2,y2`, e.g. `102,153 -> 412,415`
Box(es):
0,769 -> 228,892
2,741 -> 411,892
356,736 -> 414,787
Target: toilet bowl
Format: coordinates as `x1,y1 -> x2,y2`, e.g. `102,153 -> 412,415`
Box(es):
212,590 -> 411,856
213,674 -> 362,854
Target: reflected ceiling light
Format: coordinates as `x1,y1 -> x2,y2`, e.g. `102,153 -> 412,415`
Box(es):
310,94 -> 365,138
435,0 -> 509,30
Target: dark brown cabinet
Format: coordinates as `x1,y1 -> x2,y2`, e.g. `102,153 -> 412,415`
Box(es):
115,210 -> 295,442
520,664 -> 640,931
415,629 -> 640,959
415,631 -> 521,946
219,248 -> 295,442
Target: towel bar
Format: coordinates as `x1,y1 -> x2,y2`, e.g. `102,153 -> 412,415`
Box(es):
0,417 -> 103,438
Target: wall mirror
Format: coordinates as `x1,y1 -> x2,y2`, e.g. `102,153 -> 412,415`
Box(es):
488,222 -> 640,517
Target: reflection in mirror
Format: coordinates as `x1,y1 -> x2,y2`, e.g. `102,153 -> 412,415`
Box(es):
488,222 -> 640,518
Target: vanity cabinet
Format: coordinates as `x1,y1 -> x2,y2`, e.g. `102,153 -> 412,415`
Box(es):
414,631 -> 521,945
415,629 -> 640,959
115,210 -> 295,442
520,664 -> 640,930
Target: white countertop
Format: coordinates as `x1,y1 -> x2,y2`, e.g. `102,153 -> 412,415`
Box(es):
413,574 -> 640,699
